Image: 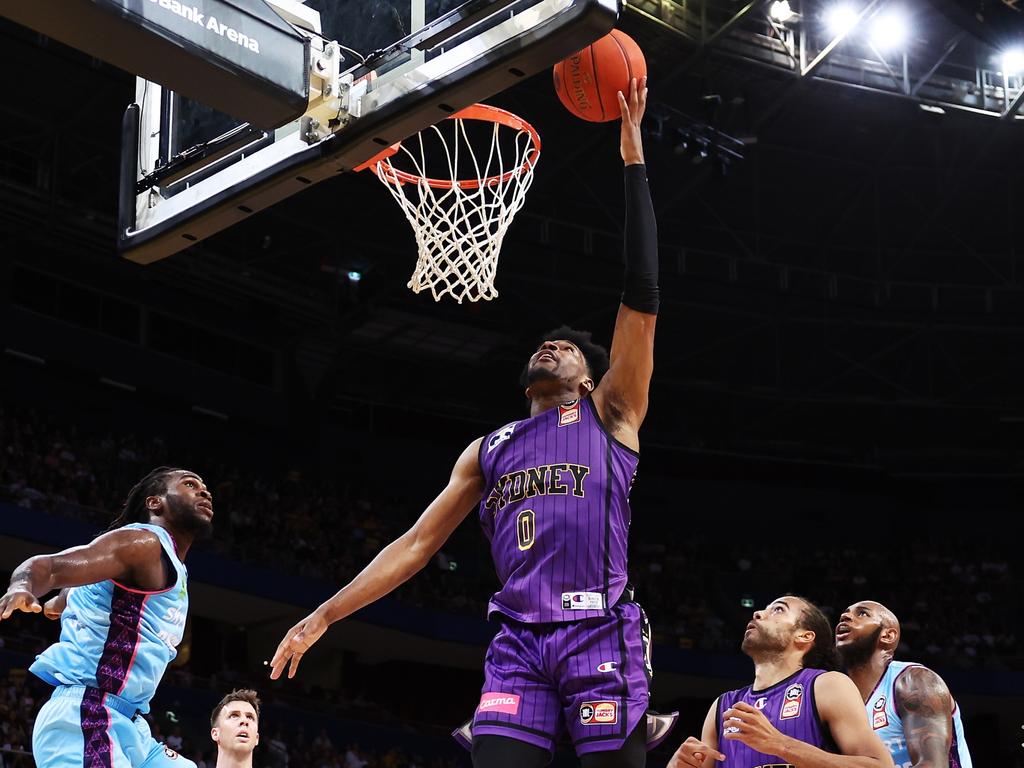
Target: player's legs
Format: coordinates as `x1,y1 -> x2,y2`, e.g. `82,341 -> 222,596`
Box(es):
471,735 -> 552,768
33,687 -> 133,768
551,601 -> 651,759
470,622 -> 562,755
579,720 -> 646,768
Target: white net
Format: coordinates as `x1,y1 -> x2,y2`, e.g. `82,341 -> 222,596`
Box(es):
368,106 -> 540,303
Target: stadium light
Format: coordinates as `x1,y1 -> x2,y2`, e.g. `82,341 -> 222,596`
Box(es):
870,9 -> 908,50
769,0 -> 795,23
824,3 -> 859,36
1000,48 -> 1024,75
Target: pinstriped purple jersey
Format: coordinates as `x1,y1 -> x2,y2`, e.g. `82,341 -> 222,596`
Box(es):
478,396 -> 639,623
718,669 -> 835,767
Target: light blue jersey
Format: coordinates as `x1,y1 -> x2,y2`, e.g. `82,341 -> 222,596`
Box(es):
865,660 -> 973,768
30,523 -> 188,713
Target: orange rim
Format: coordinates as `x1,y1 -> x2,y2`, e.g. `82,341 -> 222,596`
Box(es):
359,104 -> 540,189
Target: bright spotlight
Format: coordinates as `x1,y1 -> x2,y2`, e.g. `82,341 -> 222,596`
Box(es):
1001,49 -> 1024,75
870,10 -> 908,50
824,4 -> 859,36
769,0 -> 795,22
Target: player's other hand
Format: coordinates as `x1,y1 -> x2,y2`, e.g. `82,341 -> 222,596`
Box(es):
269,608 -> 330,680
43,589 -> 70,620
722,701 -> 785,755
618,75 -> 648,166
668,736 -> 726,767
0,588 -> 42,620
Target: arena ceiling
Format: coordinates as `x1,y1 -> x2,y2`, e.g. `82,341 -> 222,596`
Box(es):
2,7 -> 1024,486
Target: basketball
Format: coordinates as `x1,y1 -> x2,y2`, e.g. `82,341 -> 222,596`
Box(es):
552,30 -> 648,123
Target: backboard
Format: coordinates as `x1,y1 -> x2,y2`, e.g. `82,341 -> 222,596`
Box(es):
119,0 -> 618,264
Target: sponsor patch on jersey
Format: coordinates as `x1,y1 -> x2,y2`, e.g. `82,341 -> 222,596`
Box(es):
754,696 -> 768,710
478,692 -> 521,715
597,661 -> 618,673
558,399 -> 581,426
487,423 -> 518,453
871,696 -> 889,729
562,591 -> 604,610
580,701 -> 617,725
780,683 -> 803,720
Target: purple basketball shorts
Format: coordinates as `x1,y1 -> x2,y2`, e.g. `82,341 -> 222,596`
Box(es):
471,600 -> 651,756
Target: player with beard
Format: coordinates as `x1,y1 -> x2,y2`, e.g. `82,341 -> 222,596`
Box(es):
0,467 -> 213,768
835,601 -> 973,768
210,689 -> 261,768
668,596 -> 894,768
270,79 -> 670,768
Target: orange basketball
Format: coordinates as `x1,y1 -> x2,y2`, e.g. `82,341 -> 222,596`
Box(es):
553,30 -> 647,123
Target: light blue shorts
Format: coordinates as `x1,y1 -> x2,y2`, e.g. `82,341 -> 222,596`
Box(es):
33,686 -> 196,768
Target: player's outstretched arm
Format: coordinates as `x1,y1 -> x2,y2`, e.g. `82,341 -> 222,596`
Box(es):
722,673 -> 893,768
0,529 -> 166,620
592,76 -> 657,451
668,698 -> 725,767
893,666 -> 954,767
269,437 -> 486,680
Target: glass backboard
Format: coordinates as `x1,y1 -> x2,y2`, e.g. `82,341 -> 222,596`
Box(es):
119,0 -> 618,263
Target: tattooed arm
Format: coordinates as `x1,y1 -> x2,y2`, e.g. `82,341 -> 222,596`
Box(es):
893,667 -> 953,768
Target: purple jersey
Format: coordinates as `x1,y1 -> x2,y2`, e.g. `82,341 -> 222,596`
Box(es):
718,669 -> 836,767
478,397 -> 639,623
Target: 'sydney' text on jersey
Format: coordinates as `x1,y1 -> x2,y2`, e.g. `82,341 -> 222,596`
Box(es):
484,463 -> 591,512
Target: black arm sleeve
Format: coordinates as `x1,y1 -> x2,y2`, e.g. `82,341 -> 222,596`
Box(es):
621,163 -> 660,314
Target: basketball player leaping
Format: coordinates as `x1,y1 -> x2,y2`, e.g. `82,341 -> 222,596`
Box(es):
0,467 -> 212,768
271,77 -> 662,768
836,600 -> 974,768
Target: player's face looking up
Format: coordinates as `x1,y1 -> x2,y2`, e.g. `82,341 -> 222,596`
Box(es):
835,601 -> 885,666
525,340 -> 593,391
149,471 -> 214,537
212,701 -> 259,753
741,597 -> 808,656
835,602 -> 883,647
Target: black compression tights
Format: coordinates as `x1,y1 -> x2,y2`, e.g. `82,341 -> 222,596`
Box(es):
472,720 -> 646,768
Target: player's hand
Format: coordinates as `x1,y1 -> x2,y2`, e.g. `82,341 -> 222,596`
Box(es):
668,736 -> 726,767
722,701 -> 786,755
43,589 -> 70,620
618,75 -> 648,166
269,609 -> 330,680
0,588 -> 42,620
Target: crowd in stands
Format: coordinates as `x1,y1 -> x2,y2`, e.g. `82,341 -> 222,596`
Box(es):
0,609 -> 465,768
0,405 -> 1020,671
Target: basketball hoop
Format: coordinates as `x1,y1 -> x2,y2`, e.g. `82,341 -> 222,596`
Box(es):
357,104 -> 541,303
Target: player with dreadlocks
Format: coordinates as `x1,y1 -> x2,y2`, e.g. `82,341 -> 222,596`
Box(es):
271,78 -> 672,768
0,467 -> 213,768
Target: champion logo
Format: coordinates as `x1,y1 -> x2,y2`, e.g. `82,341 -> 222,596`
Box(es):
597,661 -> 618,673
754,697 -> 768,710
